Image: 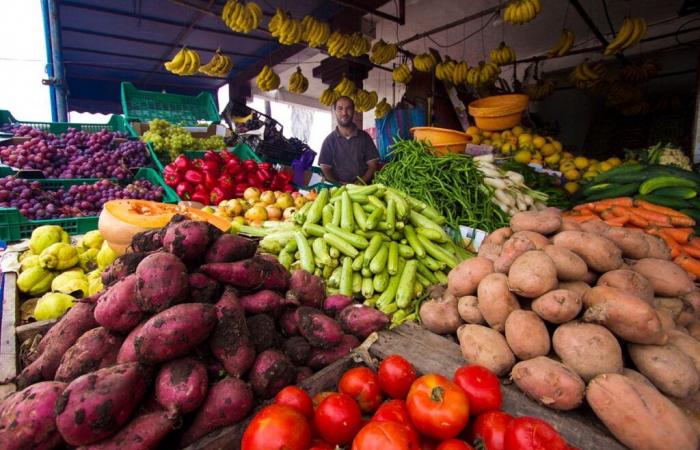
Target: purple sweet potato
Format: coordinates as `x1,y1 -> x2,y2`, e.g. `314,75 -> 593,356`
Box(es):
240,289 -> 290,314
0,381 -> 66,450
129,229 -> 164,253
100,252 -> 150,287
209,287 -> 256,377
258,255 -> 291,292
134,252 -> 188,313
134,303 -> 217,364
55,362 -> 150,446
80,410 -> 177,450
94,274 -> 143,333
307,334 -> 360,370
188,272 -> 223,304
249,350 -> 297,399
247,314 -> 281,352
55,327 -> 123,382
155,357 -> 208,414
283,336 -> 312,366
179,377 -> 254,447
163,220 -> 219,262
116,321 -> 146,364
201,258 -> 266,289
205,233 -> 257,263
296,366 -> 314,384
297,307 -> 343,349
338,304 -> 390,340
286,270 -> 325,308
322,295 -> 354,317
279,308 -> 300,336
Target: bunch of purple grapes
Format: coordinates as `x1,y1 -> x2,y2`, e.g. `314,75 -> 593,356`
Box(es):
0,177 -> 164,220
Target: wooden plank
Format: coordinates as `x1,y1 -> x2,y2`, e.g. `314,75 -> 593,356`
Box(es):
15,319 -> 56,344
0,272 -> 18,390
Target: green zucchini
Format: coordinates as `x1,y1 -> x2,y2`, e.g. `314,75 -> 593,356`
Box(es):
652,187 -> 697,199
582,183 -> 640,201
634,194 -> 690,210
646,164 -> 700,184
639,176 -> 696,195
592,164 -> 643,182
581,183 -> 613,196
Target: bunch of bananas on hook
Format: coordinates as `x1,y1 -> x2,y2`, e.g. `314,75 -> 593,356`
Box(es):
466,61 -> 500,87
569,60 -> 606,89
198,50 -> 233,77
370,40 -> 398,65
503,0 -> 541,25
269,8 -> 304,45
490,42 -> 516,66
352,89 -> 379,112
256,65 -> 280,91
548,29 -> 575,58
524,79 -> 556,100
435,57 -> 457,83
301,15 -> 331,48
618,60 -> 660,84
221,0 -> 263,33
392,64 -> 412,84
164,48 -> 200,76
451,61 -> 471,85
604,17 -> 647,55
334,76 -> 357,96
320,87 -> 340,107
375,98 -> 391,118
348,33 -> 372,57
326,32 -> 353,58
288,67 -> 309,94
413,53 -> 437,72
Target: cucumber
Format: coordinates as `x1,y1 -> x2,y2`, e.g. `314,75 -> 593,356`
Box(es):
592,164 -> 643,182
652,187 -> 697,199
680,208 -> 700,222
581,183 -> 612,196
639,176 -> 696,195
634,194 -> 690,210
582,183 -> 640,201
646,164 -> 700,184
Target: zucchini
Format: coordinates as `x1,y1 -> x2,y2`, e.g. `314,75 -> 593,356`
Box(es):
639,176 -> 696,195
646,164 -> 700,184
592,164 -> 643,182
652,187 -> 697,199
581,183 -> 612,196
583,183 -> 640,201
634,194 -> 690,210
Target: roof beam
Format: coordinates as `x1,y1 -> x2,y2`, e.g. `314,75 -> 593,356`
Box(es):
330,0 -> 405,25
397,4 -> 502,46
64,61 -> 236,80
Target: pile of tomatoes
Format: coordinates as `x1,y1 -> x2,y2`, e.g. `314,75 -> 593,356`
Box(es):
241,355 -> 576,450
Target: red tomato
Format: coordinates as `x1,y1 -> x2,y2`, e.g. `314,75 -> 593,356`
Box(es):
436,439 -> 475,450
372,400 -> 421,447
339,367 -> 384,413
351,420 -> 420,450
274,386 -> 313,419
314,393 -> 363,445
241,404 -> 311,450
406,374 -> 470,440
378,355 -> 417,399
312,391 -> 335,408
309,439 -> 335,450
453,364 -> 502,415
471,411 -> 513,450
504,417 -> 570,450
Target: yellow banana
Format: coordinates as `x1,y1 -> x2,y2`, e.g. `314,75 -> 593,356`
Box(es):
605,17 -> 634,55
375,98 -> 391,118
164,48 -> 187,73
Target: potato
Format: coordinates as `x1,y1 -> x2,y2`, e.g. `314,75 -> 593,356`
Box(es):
507,251 -> 558,299
681,290 -> 700,319
667,329 -> 700,374
419,293 -> 463,335
510,231 -> 549,249
586,373 -> 699,450
552,322 -> 623,381
477,273 -> 520,332
551,231 -> 623,272
596,269 -> 654,303
628,343 -> 700,398
621,368 -> 656,388
510,356 -> 585,410
603,227 -> 650,259
560,218 -> 582,231
510,208 -> 562,235
477,242 -> 501,262
642,234 -> 672,260
504,311 -> 550,360
690,321 -> 700,341
632,258 -> 695,298
457,296 -> 484,324
579,220 -> 610,235
447,257 -> 494,297
558,281 -> 591,298
654,297 -> 693,326
494,235 -> 535,274
457,324 -> 515,376
583,286 -> 666,345
482,227 -> 513,247
542,245 -> 587,281
655,308 -> 676,335
531,289 -> 582,324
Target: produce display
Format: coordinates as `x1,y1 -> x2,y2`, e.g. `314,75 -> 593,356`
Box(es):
140,118 -> 226,161
498,160 -> 571,209
421,207 -> 700,450
214,188 -> 315,224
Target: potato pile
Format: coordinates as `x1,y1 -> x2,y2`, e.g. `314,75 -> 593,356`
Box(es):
420,207 -> 700,450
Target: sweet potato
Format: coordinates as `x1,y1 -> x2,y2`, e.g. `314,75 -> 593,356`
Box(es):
477,242 -> 502,262
621,368 -> 656,388
531,289 -> 582,324
579,220 -> 610,235
690,321 -> 700,341
322,295 -> 354,317
542,245 -> 587,281
201,257 -> 267,290
307,334 -> 360,370
257,255 -> 291,292
557,281 -> 591,298
603,227 -> 650,259
163,219 -> 219,262
155,357 -> 208,414
587,373 -> 698,450
629,343 -> 700,398
583,286 -> 666,345
510,231 -> 549,249
0,381 -> 66,450
134,252 -> 189,313
247,314 -> 280,352
94,274 -> 143,333
283,336 -> 311,365
457,295 -> 484,324
654,297 -> 694,326
210,287 -> 256,377
504,310 -> 550,360
632,258 -> 695,297
298,307 -> 343,349
419,292 -> 463,335
249,350 -> 296,399
81,410 -> 177,450
493,234 -> 535,274
596,269 -> 654,303
240,289 -> 290,314
477,273 -> 521,331
179,377 -> 254,447
482,227 -> 513,247
55,362 -> 150,446
279,308 -> 300,336
338,304 -> 390,339
457,324 -> 515,376
510,356 -> 585,410
551,231 -> 623,272
204,233 -> 256,263
55,327 -> 123,382
681,290 -> 700,319
560,218 -> 582,231
446,256 -> 494,297
642,234 -> 672,260
116,321 -> 146,364
134,303 -> 217,364
129,229 -> 164,253
188,272 -> 223,304
552,321 -> 623,381
507,250 -> 558,299
286,269 -> 326,308
667,330 -> 700,374
510,208 -> 562,235
100,252 -> 150,287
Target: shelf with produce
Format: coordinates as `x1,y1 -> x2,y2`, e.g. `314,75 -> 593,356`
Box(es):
0,110 -> 132,136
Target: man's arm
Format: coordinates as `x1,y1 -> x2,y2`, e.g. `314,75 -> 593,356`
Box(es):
359,132 -> 381,184
359,159 -> 378,184
320,165 -> 341,184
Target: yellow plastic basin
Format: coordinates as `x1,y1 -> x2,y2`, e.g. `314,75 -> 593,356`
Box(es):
410,127 -> 471,156
468,94 -> 529,131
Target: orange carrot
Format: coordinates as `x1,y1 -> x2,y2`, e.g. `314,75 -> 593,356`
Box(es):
674,255 -> 700,278
681,245 -> 700,259
689,237 -> 700,250
631,208 -> 673,227
609,206 -> 629,218
573,203 -> 595,212
663,227 -> 694,244
658,229 -> 683,257
605,217 -> 628,227
600,210 -> 615,220
670,215 -> 696,227
635,199 -> 688,218
597,197 -> 634,207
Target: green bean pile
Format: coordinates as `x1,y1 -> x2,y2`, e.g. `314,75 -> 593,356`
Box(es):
375,138 -> 509,232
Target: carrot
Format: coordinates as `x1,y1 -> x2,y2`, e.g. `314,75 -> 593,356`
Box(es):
573,203 -> 595,212
609,206 -> 629,218
674,255 -> 700,278
568,214 -> 601,223
670,215 -> 696,227
599,210 -> 615,220
597,197 -> 634,207
605,217 -> 628,227
631,208 -> 673,227
657,229 -> 683,258
663,227 -> 694,244
681,245 -> 700,259
635,199 -> 688,218
689,237 -> 700,250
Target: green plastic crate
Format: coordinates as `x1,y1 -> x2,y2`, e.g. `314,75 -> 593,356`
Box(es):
0,168 -> 177,242
0,110 -> 131,134
121,82 -> 220,125
148,142 -> 260,173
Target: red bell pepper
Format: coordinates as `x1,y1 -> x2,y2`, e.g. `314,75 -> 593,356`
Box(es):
202,159 -> 220,176
218,175 -> 235,192
210,187 -> 229,205
282,184 -> 295,193
234,184 -> 247,198
203,172 -> 218,191
234,172 -> 246,183
243,159 -> 258,173
176,181 -> 194,199
204,150 -> 222,164
191,158 -> 204,170
191,185 -> 210,205
184,169 -> 204,185
163,171 -> 180,187
259,162 -> 273,170
173,155 -> 190,173
225,159 -> 242,176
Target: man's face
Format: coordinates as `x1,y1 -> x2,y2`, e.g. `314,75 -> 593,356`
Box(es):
335,98 -> 354,127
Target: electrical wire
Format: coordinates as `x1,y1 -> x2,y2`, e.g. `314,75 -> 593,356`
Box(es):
427,11 -> 499,49
675,18 -> 700,46
601,0 -> 616,38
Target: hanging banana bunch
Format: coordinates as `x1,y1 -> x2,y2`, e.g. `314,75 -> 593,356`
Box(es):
320,87 -> 340,106
524,79 -> 556,100
466,61 -> 500,87
547,29 -> 575,58
334,76 -> 357,96
221,0 -> 263,33
269,8 -> 303,45
569,60 -> 606,89
256,65 -> 280,91
327,32 -> 353,58
503,0 -> 541,25
412,53 -> 437,73
352,89 -> 379,113
392,63 -> 412,84
375,98 -> 391,119
370,40 -> 398,65
164,48 -> 201,76
198,50 -> 233,77
604,17 -> 647,55
618,60 -> 660,84
268,8 -> 285,36
451,61 -> 470,85
288,67 -> 309,94
435,57 -> 457,83
348,33 -> 372,57
490,42 -> 516,66
301,15 -> 331,48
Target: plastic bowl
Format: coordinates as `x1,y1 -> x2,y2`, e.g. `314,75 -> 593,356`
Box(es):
468,94 -> 529,131
410,127 -> 470,156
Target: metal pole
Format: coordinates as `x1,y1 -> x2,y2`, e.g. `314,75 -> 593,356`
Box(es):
40,0 -> 57,121
567,0 -> 626,63
47,0 -> 67,121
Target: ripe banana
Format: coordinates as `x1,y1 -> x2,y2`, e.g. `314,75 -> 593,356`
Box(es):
490,42 -> 516,66
288,67 -> 309,94
256,65 -> 280,91
269,8 -> 303,45
547,29 -> 575,58
221,0 -> 262,34
569,60 -> 606,89
465,61 -> 500,87
524,79 -> 556,100
199,50 -> 233,77
413,53 -> 437,73
435,58 -> 457,83
619,59 -> 660,84
348,33 -> 371,57
370,40 -> 398,65
353,89 -> 379,112
165,48 -> 200,76
503,0 -> 541,25
334,76 -> 357,97
301,15 -> 330,48
375,98 -> 391,119
392,63 -> 412,84
604,17 -> 647,55
451,61 -> 470,85
320,87 -> 340,106
327,32 -> 353,58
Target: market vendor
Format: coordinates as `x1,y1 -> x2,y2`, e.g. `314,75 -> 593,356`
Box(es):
319,96 -> 380,184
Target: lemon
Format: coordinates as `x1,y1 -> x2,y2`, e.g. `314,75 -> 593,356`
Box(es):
482,131 -> 492,138
483,139 -> 492,145
491,132 -> 501,141
564,182 -> 580,194
599,161 -> 612,172
514,150 -> 532,164
574,156 -> 589,170
501,130 -> 513,139
564,169 -> 581,181
511,126 -> 524,137
583,170 -> 598,180
518,133 -> 533,146
562,151 -> 574,160
501,142 -> 514,154
541,143 -> 556,156
532,151 -> 542,161
552,140 -> 563,152
607,157 -> 622,167
544,153 -> 561,166
492,139 -> 502,149
533,135 -> 546,149
466,126 -> 480,136
560,161 -> 576,172
471,134 -> 482,145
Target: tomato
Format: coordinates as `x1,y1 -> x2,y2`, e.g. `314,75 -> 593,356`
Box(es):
351,420 -> 420,450
309,439 -> 335,450
314,392 -> 363,445
453,364 -> 502,415
241,404 -> 311,450
471,411 -> 513,450
504,417 -> 570,450
436,439 -> 475,450
312,391 -> 335,409
274,385 -> 313,419
378,355 -> 417,399
406,374 -> 470,440
372,400 -> 421,447
339,367 -> 384,413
